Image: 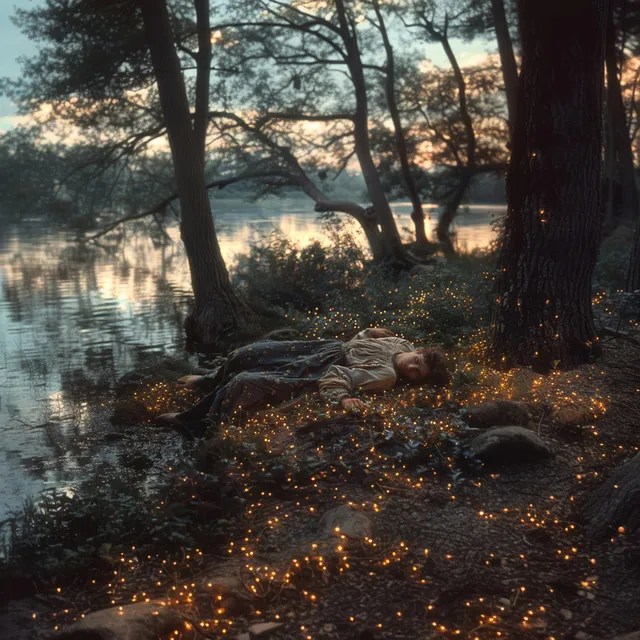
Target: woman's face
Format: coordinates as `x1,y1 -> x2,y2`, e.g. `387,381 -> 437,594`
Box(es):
395,351 -> 429,383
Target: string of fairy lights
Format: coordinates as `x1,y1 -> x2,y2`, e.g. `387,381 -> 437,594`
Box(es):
41,287 -> 640,639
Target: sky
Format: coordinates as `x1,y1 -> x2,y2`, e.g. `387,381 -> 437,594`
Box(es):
0,0 -> 37,128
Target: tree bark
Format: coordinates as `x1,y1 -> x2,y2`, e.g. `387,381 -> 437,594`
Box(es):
138,0 -> 248,350
335,0 -> 409,266
491,0 -> 608,370
628,211 -> 640,290
371,0 -> 429,249
490,0 -> 519,136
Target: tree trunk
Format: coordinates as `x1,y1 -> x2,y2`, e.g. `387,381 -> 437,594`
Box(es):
605,5 -> 640,231
422,18 -> 477,256
490,0 -> 519,136
628,214 -> 640,290
372,0 -> 429,249
335,0 -> 409,266
286,169 -> 386,261
138,0 -> 247,350
490,0 -> 608,370
436,171 -> 472,257
604,93 -> 616,232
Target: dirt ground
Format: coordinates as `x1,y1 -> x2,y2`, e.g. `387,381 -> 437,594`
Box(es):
5,336 -> 640,640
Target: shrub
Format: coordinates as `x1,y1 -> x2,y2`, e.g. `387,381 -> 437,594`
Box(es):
232,218 -> 367,313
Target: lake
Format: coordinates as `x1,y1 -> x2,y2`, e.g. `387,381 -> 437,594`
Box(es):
0,199 -> 504,521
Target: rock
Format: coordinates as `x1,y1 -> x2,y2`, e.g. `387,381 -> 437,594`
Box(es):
50,601 -> 191,640
466,426 -> 553,466
464,400 -> 531,429
203,575 -> 252,615
109,399 -> 153,426
612,632 -> 640,640
555,405 -> 597,427
249,622 -> 284,637
319,505 -> 373,539
582,453 -> 640,540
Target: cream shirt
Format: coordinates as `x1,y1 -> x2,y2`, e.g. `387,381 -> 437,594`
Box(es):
317,329 -> 416,405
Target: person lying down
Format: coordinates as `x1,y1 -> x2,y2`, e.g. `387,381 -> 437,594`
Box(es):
156,328 -> 450,439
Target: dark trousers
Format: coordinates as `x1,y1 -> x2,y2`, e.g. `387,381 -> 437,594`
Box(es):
180,339 -> 344,428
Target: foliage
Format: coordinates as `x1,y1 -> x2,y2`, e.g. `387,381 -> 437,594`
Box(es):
233,218 -> 495,346
233,216 -> 368,312
3,0 -> 513,250
1,460 -> 240,583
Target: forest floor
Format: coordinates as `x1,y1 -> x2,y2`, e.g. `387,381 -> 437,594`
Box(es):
3,326 -> 640,640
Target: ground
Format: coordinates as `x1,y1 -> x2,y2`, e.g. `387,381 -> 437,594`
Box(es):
4,330 -> 640,640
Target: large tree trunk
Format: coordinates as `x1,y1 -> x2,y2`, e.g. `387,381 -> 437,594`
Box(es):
490,0 -> 519,136
138,0 -> 247,350
490,0 -> 608,370
335,0 -> 409,266
605,5 -> 640,232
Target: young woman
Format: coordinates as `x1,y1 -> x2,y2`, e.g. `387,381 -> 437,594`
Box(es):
156,328 -> 449,438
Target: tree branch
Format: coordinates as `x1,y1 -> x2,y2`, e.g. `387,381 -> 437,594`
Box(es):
84,171 -> 292,241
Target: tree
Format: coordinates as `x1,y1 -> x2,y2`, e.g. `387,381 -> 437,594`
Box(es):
371,0 -> 430,248
490,0 -> 608,369
447,0 -> 519,133
209,0 -> 432,264
398,57 -> 509,254
399,2 -> 509,255
7,0 -> 249,349
138,0 -> 250,348
603,0 -> 640,238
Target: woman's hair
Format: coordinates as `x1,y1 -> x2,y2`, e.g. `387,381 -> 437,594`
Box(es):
416,346 -> 451,387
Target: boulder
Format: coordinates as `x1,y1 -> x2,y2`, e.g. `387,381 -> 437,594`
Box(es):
466,426 -> 553,466
319,505 -> 373,539
50,602 -> 191,640
464,400 -> 531,429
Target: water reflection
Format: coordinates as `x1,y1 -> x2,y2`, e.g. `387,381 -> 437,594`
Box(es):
0,200 -> 503,519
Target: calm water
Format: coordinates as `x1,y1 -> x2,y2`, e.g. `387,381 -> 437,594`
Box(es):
0,199 -> 504,520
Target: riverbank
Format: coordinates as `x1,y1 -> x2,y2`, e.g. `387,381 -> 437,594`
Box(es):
2,231 -> 640,639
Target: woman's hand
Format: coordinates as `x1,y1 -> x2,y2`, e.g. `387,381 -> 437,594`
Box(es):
341,397 -> 366,412
176,375 -> 203,389
369,327 -> 395,339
